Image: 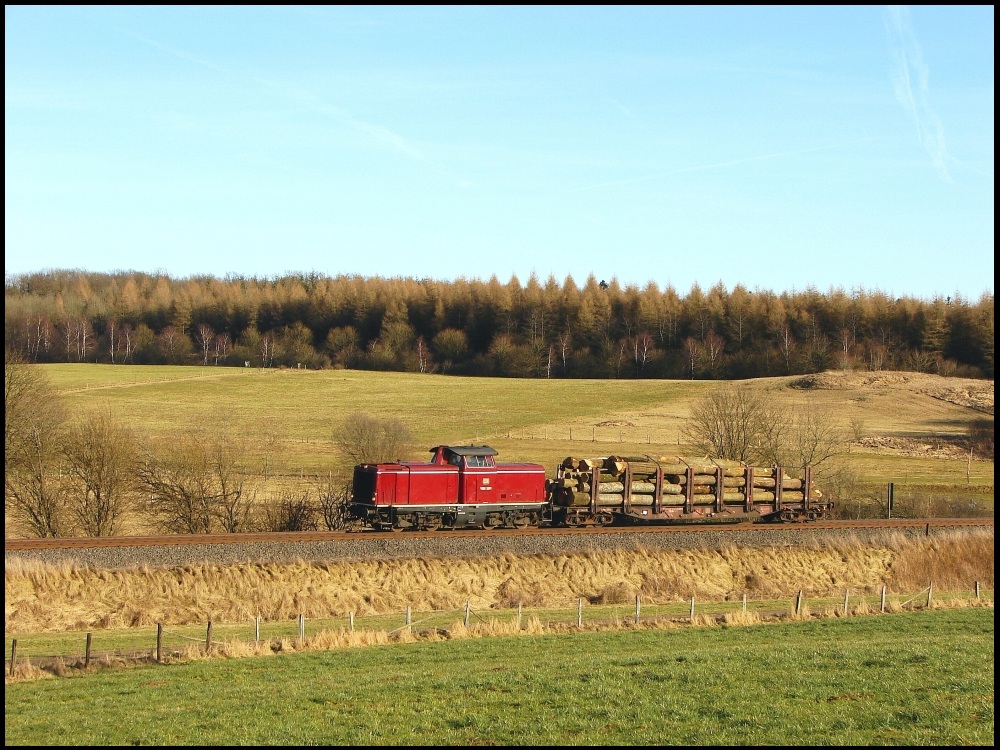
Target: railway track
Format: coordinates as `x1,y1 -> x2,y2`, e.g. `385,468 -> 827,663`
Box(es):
5,517 -> 992,551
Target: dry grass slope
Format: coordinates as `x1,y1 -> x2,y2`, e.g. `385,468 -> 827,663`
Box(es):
5,530 -> 993,634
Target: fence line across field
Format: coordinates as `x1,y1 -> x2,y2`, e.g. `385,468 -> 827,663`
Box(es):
5,581 -> 989,676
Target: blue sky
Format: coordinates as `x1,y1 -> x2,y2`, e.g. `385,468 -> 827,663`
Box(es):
5,6 -> 994,301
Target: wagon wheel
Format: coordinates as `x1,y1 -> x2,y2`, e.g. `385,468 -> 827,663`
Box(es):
593,512 -> 614,528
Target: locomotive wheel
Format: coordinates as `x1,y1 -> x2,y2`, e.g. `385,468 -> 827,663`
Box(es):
512,514 -> 530,529
423,516 -> 443,531
483,514 -> 501,529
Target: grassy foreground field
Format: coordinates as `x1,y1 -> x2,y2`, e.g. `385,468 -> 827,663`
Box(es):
4,608 -> 994,745
33,364 -> 995,500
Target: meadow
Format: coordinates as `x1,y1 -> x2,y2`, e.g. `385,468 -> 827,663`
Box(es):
4,608 -> 994,745
34,363 -> 996,497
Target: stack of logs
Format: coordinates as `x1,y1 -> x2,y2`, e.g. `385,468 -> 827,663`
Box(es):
553,455 -> 822,508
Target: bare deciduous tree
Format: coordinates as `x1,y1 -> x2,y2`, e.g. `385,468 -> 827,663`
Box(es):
682,384 -> 774,463
756,402 -> 848,469
138,426 -> 261,534
313,472 -> 352,530
137,442 -> 215,534
333,412 -> 413,465
264,493 -> 319,532
5,348 -> 70,537
61,411 -> 139,536
683,384 -> 849,469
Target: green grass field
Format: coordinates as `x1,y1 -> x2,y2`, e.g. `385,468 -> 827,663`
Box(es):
4,608 -> 994,745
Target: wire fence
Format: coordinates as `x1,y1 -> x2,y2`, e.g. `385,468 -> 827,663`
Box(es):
6,581 -> 991,678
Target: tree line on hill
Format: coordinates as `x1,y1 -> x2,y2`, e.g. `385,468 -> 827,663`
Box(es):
4,269 -> 994,380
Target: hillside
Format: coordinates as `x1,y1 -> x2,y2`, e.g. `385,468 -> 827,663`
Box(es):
542,370 -> 993,460
5,365 -> 993,539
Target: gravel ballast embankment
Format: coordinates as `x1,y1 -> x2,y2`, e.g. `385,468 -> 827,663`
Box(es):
5,523 -> 991,570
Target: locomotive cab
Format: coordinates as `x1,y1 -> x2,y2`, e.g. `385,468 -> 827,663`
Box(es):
431,445 -> 497,468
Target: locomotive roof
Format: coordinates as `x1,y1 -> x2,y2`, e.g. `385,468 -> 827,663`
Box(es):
434,445 -> 498,457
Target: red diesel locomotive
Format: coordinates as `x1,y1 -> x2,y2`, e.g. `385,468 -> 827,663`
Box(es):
348,444 -> 833,532
349,445 -> 551,531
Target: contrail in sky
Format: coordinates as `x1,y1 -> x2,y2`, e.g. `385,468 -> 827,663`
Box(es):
885,5 -> 952,182
121,28 -> 470,187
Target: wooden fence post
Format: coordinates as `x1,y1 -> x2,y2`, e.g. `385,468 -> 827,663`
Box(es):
9,639 -> 17,676
843,588 -> 849,616
975,581 -> 980,600
880,585 -> 887,613
298,614 -> 305,642
689,596 -> 695,621
926,582 -> 933,608
635,595 -> 641,624
255,616 -> 260,643
742,593 -> 747,614
206,621 -> 213,653
464,601 -> 470,628
156,624 -> 163,663
349,612 -> 355,632
85,632 -> 92,668
795,590 -> 803,616
578,598 -> 583,627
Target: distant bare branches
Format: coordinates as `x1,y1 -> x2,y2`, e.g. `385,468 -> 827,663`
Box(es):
333,412 -> 413,465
